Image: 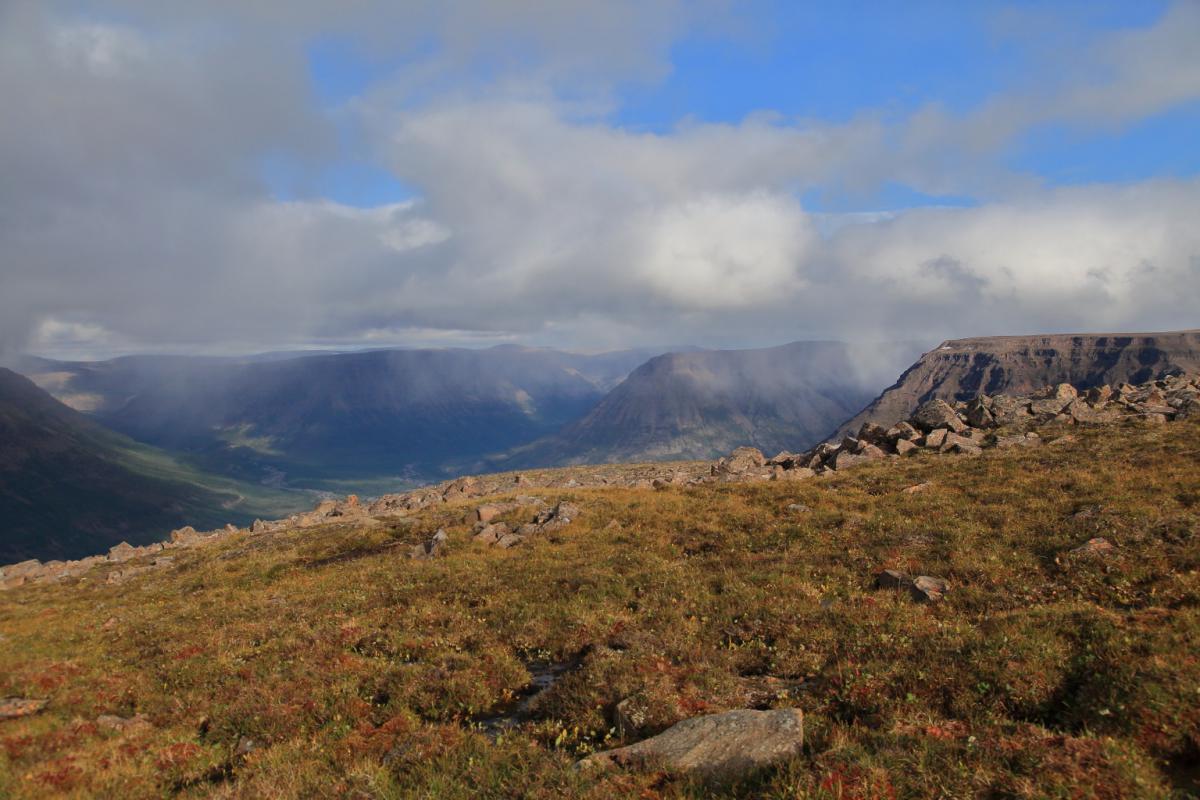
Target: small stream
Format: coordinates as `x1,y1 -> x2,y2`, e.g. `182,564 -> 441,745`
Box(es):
471,657 -> 581,738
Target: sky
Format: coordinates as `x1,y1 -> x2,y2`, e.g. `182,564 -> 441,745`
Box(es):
2,0 -> 1199,359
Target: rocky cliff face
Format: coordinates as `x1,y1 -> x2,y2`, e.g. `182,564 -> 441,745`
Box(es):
838,330 -> 1200,436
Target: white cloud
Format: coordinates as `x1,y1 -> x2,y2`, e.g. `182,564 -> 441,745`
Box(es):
2,1 -> 1199,360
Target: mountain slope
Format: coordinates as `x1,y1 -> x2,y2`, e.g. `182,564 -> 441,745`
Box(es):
20,346 -> 664,491
506,341 -> 914,466
838,329 -> 1200,436
2,404 -> 1197,797
0,368 -> 306,562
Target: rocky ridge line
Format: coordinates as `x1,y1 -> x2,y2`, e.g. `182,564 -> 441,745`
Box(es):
711,372 -> 1199,481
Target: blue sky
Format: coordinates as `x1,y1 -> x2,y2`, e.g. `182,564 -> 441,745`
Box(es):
4,0 -> 1200,357
290,1 -> 1195,212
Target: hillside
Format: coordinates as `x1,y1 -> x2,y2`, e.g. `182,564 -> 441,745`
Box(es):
505,341 -> 912,467
2,375 -> 1197,797
0,368 -> 307,563
839,329 -> 1200,436
20,347 -> 664,492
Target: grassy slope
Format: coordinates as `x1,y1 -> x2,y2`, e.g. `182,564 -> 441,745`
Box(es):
1,420 -> 1198,798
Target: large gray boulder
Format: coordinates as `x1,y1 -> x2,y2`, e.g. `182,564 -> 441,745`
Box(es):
910,399 -> 965,433
579,708 -> 805,778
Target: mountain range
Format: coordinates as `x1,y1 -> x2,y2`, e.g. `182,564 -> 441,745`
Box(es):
504,341 -> 896,466
0,368 -> 306,563
8,329 -> 1199,562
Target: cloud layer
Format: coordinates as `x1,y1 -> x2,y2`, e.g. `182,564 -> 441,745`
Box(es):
2,1 -> 1199,358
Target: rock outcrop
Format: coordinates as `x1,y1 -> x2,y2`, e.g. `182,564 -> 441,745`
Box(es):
839,330 -> 1200,437
579,708 -> 805,778
742,373 -> 1199,479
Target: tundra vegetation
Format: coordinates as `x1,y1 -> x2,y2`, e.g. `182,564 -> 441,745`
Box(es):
1,416 -> 1198,798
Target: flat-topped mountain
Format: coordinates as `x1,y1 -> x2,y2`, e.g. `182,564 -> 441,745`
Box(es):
505,341 -> 919,466
839,330 -> 1200,436
0,368 -> 304,563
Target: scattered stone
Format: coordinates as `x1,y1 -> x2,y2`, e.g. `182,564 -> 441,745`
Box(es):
97,713 -> 153,733
107,542 -> 137,562
773,467 -> 815,481
786,503 -> 810,513
874,569 -> 948,602
495,533 -> 526,549
476,503 -> 516,524
532,501 -> 582,532
995,433 -> 1040,448
0,697 -> 47,720
579,708 -> 805,778
1071,537 -> 1115,557
711,447 -> 767,477
474,523 -> 510,546
901,483 -> 932,495
409,530 -> 448,560
613,697 -> 649,739
235,736 -> 259,757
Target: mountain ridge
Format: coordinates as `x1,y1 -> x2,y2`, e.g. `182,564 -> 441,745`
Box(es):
837,329 -> 1200,437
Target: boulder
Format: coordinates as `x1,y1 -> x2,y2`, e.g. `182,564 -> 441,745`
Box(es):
886,421 -> 921,442
579,708 -> 805,778
894,439 -> 918,456
856,422 -> 891,447
533,501 -> 582,531
474,523 -> 510,545
1029,397 -> 1070,417
1050,383 -> 1078,401
989,395 -> 1032,425
923,429 -> 949,449
910,399 -> 966,433
775,467 -> 815,481
713,447 -> 766,476
107,542 -> 137,563
442,477 -> 483,501
1070,537 -> 1115,557
832,450 -> 870,471
409,530 -> 448,560
858,443 -> 887,459
495,533 -> 526,549
476,503 -> 515,524
0,697 -> 47,720
97,713 -> 153,733
965,398 -> 995,428
874,569 -> 948,602
939,434 -> 981,456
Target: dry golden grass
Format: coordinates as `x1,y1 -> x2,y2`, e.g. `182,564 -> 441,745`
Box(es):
2,419 -> 1199,798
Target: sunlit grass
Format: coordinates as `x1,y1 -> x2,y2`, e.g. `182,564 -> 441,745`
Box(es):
1,419 -> 1198,798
